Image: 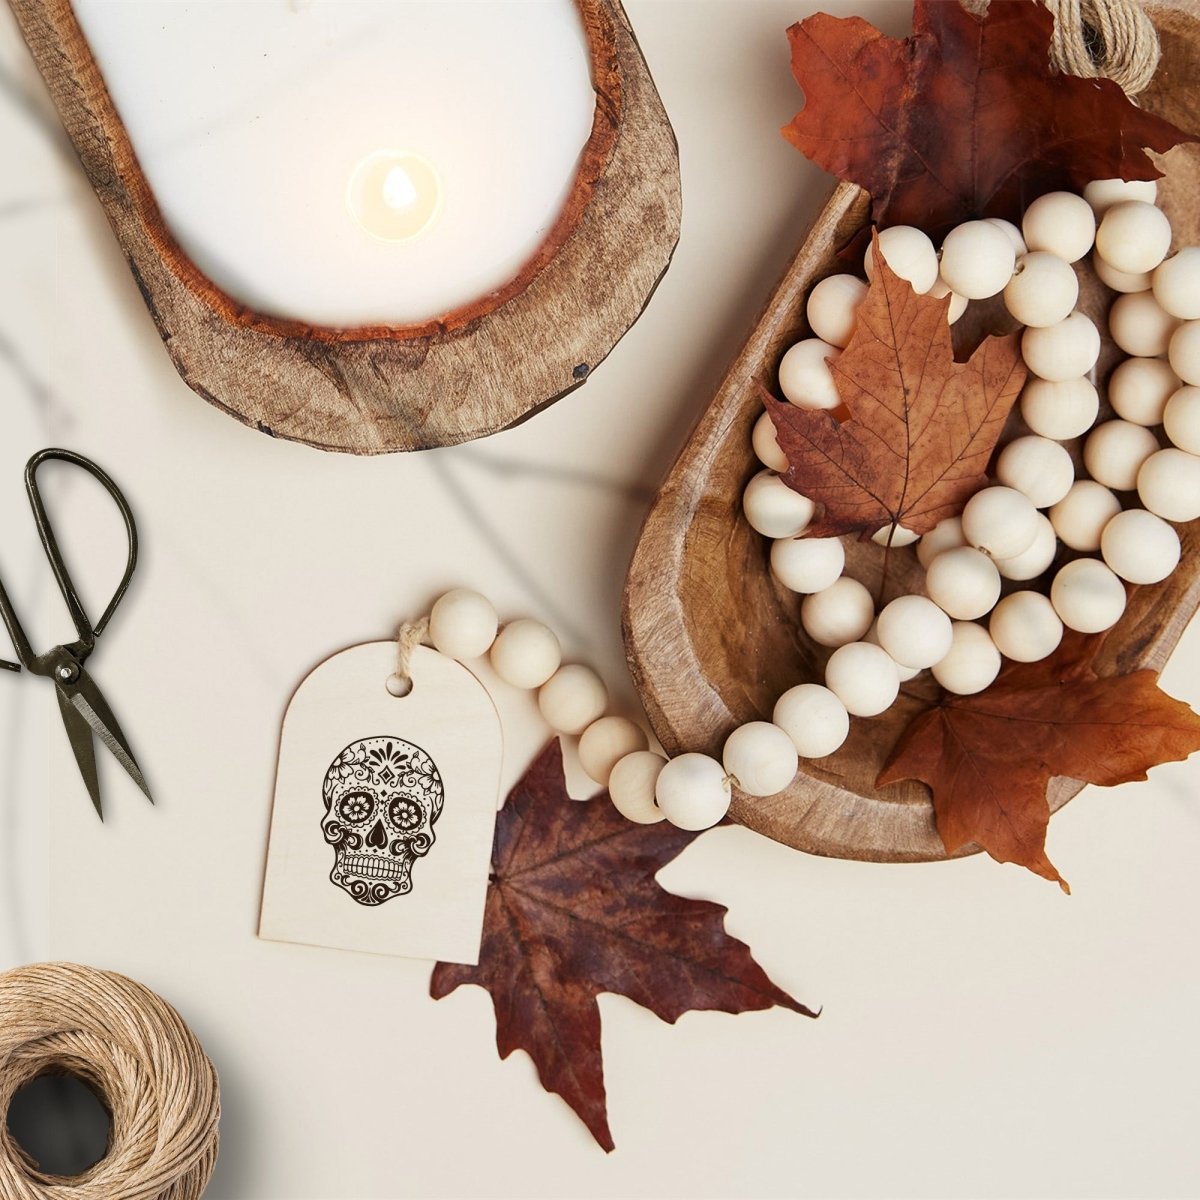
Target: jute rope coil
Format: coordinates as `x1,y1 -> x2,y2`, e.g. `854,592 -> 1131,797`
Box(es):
964,0 -> 1161,95
0,963 -> 220,1200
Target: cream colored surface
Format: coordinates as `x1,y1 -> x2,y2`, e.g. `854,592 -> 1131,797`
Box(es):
259,643 -> 502,967
0,2 -> 1198,1197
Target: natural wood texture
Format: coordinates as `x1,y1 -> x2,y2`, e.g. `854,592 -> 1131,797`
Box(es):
624,1 -> 1200,863
8,0 -> 681,452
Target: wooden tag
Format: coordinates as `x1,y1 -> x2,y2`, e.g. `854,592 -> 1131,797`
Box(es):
259,642 -> 502,965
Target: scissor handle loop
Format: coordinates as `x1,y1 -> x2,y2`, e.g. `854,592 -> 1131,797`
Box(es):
25,448 -> 139,647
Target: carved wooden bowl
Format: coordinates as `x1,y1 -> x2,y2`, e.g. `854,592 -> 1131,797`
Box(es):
624,1 -> 1200,861
9,0 -> 680,453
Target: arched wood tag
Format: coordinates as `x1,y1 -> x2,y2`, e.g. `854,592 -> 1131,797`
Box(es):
259,642 -> 502,966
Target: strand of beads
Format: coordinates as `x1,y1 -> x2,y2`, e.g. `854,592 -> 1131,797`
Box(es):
745,175 -> 1200,740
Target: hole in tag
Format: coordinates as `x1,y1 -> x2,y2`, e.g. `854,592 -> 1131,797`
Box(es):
385,673 -> 413,698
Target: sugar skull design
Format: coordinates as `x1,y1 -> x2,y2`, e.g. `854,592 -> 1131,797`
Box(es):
321,736 -> 445,906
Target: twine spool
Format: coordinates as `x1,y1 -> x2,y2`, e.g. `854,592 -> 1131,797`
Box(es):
0,963 -> 220,1200
963,0 -> 1161,95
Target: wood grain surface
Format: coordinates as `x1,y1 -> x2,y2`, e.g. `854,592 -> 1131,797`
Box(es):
8,0 -> 681,452
624,0 -> 1200,862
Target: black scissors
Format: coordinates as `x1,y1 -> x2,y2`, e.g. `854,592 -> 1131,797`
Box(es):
0,448 -> 153,817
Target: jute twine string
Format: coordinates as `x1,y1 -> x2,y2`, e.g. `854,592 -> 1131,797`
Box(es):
0,963 -> 220,1200
964,0 -> 1161,95
393,616 -> 430,692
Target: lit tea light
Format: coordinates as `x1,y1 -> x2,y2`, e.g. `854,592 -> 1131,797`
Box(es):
347,151 -> 442,244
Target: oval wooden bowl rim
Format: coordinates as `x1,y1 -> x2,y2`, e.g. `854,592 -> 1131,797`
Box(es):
623,0 -> 1200,863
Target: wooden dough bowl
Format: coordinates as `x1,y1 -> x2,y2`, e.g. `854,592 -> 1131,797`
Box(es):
9,0 -> 681,453
624,1 -> 1200,862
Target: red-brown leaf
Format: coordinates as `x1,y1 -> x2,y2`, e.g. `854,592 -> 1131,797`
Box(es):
877,633 -> 1200,888
783,0 -> 1198,241
431,740 -> 814,1151
766,240 -> 1025,538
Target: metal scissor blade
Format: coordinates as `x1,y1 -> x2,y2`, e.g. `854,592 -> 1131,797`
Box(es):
67,667 -> 153,804
55,686 -> 103,819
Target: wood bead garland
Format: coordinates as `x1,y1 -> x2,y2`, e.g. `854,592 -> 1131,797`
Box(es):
716,172 -> 1200,824
437,183 -> 1200,839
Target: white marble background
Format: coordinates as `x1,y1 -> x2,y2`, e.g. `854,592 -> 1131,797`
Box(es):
1,2 -> 1199,1198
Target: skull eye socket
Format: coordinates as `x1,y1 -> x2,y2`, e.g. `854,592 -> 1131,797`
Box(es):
387,797 -> 423,833
338,791 -> 376,824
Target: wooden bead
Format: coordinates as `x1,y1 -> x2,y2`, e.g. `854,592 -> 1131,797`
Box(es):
1096,200 -> 1172,274
927,276 -> 969,323
1093,252 -> 1153,294
1020,377 -> 1099,440
722,721 -> 798,797
772,683 -> 850,758
1109,291 -> 1181,358
1003,251 -> 1079,327
865,226 -> 939,293
939,220 -> 1017,299
578,716 -> 648,786
1022,191 -> 1096,263
1101,508 -> 1181,584
993,513 -> 1058,581
876,595 -> 953,669
490,618 -> 562,689
989,591 -> 1063,663
931,621 -> 1002,695
537,664 -> 608,735
1084,177 -> 1157,216
916,516 -> 967,568
962,486 -> 1039,559
984,217 -> 1028,256
1169,321 -> 1200,386
1049,481 -> 1122,551
654,753 -> 731,830
824,642 -> 901,716
864,622 -> 919,681
743,470 -> 815,538
1108,357 -> 1180,425
1021,312 -> 1100,381
1083,420 -> 1159,491
608,751 -> 667,824
770,535 -> 845,594
870,523 -> 920,547
1163,386 -> 1200,455
801,577 -> 876,648
1050,559 -> 1127,633
1137,448 -> 1200,522
1153,248 -> 1200,320
807,273 -> 868,348
428,588 -> 498,660
752,410 -> 789,472
924,546 -> 1002,619
778,338 -> 842,410
995,435 -> 1075,508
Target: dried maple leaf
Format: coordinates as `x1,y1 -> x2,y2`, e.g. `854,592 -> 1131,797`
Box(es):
431,740 -> 814,1152
766,240 -> 1025,538
878,632 -> 1200,890
783,0 -> 1198,241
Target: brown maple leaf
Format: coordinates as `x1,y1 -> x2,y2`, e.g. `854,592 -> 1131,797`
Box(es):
431,740 -> 814,1152
766,240 -> 1025,539
783,0 -> 1198,241
877,633 -> 1200,890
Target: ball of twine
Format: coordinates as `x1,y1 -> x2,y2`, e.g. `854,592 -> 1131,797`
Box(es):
0,963 -> 220,1200
964,0 -> 1161,95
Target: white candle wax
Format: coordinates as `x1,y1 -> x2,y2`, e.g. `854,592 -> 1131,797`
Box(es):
73,0 -> 595,327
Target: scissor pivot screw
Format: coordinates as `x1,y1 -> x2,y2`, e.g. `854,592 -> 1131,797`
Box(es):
57,664 -> 79,683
